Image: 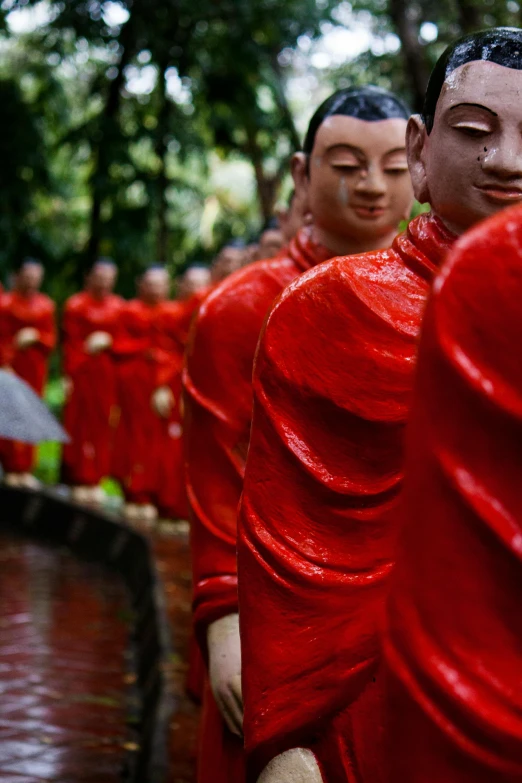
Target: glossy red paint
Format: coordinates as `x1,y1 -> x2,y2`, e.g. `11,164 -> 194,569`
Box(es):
61,291 -> 124,486
183,227 -> 334,782
237,213 -> 455,781
0,291 -> 56,472
382,204 -> 522,782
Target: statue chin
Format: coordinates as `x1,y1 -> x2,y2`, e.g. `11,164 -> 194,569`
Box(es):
258,749 -> 324,783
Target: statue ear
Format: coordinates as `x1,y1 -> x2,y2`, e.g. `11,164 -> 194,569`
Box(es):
406,115 -> 431,205
290,152 -> 309,203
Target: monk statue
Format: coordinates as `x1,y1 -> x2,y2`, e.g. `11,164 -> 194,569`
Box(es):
112,265 -> 171,523
61,258 -> 123,505
182,85 -> 414,783
0,258 -> 56,489
237,27 -> 522,783
382,142 -> 522,783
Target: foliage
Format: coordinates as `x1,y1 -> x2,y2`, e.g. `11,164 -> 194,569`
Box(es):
1,0 -> 521,301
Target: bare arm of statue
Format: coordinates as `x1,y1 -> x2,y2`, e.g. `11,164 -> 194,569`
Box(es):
207,613 -> 243,737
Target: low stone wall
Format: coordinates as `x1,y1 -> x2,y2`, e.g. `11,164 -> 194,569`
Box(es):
0,485 -> 172,783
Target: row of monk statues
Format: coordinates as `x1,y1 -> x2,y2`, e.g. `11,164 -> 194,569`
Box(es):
181,26 -> 522,783
1,24 -> 521,783
0,219 -> 298,519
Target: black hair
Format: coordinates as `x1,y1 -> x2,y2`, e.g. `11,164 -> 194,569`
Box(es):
223,238 -> 246,249
423,27 -> 522,133
303,86 -> 410,156
262,217 -> 280,232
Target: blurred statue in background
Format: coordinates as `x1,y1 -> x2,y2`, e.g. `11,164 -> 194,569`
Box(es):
0,259 -> 56,488
112,266 -> 172,523
254,219 -> 285,261
61,258 -> 123,505
183,85 -> 413,783
277,189 -> 312,246
211,240 -> 248,284
155,264 -> 211,521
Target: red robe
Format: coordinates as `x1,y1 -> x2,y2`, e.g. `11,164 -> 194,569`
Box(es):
61,291 -> 124,486
183,228 -> 333,783
156,290 -> 210,702
237,214 -> 455,782
156,291 -> 210,520
382,205 -> 522,783
0,291 -> 56,472
113,299 -> 172,505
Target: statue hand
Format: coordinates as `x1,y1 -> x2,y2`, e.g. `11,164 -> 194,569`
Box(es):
63,376 -> 73,400
85,331 -> 112,354
207,613 -> 243,737
151,386 -> 174,418
15,327 -> 39,349
258,749 -> 324,783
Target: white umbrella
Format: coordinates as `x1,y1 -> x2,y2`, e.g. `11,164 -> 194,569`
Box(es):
0,370 -> 69,444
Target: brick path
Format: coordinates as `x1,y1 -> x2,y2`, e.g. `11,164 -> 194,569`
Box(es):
151,521 -> 199,783
0,534 -> 132,783
0,520 -> 200,783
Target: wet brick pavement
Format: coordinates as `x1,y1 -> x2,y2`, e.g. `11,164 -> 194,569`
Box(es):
151,521 -> 199,783
0,533 -> 133,783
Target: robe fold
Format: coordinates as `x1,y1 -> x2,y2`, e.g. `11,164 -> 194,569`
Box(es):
183,228 -> 333,783
113,299 -> 172,505
184,227 -> 332,650
61,291 -> 124,486
382,205 -> 522,783
237,213 -> 455,782
0,291 -> 56,472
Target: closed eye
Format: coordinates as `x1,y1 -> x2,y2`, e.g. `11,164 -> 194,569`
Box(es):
451,124 -> 491,138
332,163 -> 363,172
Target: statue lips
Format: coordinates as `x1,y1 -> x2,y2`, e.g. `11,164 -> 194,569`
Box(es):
352,204 -> 387,219
475,183 -> 522,203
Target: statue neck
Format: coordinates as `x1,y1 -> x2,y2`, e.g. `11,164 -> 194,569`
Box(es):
311,225 -> 399,258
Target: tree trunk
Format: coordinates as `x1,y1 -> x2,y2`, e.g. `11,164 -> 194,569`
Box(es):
388,0 -> 430,112
84,18 -> 135,276
244,123 -> 281,223
155,71 -> 170,265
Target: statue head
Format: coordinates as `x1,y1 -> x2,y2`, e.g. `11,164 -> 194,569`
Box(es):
256,218 -> 285,260
408,27 -> 522,234
15,257 -> 44,295
276,189 -> 313,244
177,264 -> 211,300
211,240 -> 246,283
138,264 -> 170,304
292,86 -> 414,255
86,257 -> 117,298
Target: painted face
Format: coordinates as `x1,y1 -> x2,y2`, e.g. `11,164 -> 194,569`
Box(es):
139,269 -> 170,304
256,228 -> 285,260
414,61 -> 522,235
17,264 -> 43,294
88,263 -> 117,296
306,115 -> 412,246
211,247 -> 245,283
178,266 -> 211,299
277,190 -> 311,243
